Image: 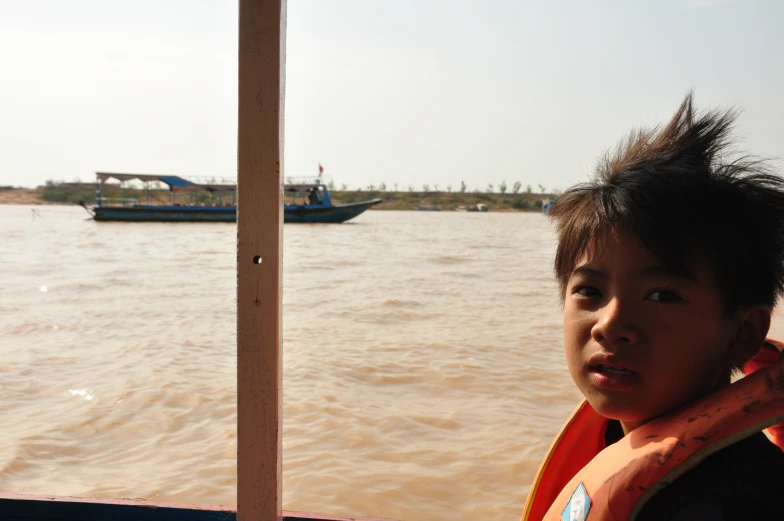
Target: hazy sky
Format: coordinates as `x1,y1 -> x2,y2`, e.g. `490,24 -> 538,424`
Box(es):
2,0 -> 783,191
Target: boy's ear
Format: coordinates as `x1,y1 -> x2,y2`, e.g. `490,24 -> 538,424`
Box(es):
729,305 -> 772,367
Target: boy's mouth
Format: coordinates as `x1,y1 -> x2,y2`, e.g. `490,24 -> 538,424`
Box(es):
588,364 -> 640,390
594,364 -> 634,374
587,354 -> 640,390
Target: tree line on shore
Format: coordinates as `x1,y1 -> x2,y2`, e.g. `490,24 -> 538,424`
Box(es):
26,180 -> 559,208
327,180 -> 558,195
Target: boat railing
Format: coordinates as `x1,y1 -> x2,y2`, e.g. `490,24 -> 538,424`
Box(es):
97,196 -> 139,207
284,175 -> 322,187
179,175 -> 237,186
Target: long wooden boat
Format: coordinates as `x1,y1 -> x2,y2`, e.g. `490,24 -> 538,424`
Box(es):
3,1 -> 398,520
86,173 -> 382,224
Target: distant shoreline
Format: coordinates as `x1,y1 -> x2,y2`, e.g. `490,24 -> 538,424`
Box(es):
331,190 -> 551,212
0,186 -> 554,213
0,188 -> 62,206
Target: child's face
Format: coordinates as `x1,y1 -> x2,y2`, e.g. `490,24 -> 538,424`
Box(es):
562,228 -> 739,433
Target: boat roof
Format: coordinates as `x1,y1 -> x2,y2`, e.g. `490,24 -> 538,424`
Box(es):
283,176 -> 326,191
96,172 -> 328,192
96,172 -> 236,192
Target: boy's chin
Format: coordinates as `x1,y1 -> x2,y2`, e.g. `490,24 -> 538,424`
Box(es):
588,398 -> 652,425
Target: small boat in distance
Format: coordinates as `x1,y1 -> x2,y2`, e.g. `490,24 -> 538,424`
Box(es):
455,203 -> 489,212
83,172 -> 383,224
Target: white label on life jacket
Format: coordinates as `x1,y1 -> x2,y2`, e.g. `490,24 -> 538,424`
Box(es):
561,482 -> 591,521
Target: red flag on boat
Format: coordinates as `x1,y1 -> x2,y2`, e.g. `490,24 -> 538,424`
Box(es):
318,163 -> 324,175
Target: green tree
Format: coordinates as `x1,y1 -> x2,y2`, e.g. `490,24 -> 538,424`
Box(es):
340,183 -> 348,191
379,182 -> 387,192
446,185 -> 452,193
423,184 -> 430,192
499,181 -> 507,193
460,181 -> 467,193
538,184 -> 546,194
487,183 -> 494,193
434,183 -> 440,192
526,184 -> 533,194
512,181 -> 522,194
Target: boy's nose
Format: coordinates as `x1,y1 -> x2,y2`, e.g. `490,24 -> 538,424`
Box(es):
590,297 -> 640,347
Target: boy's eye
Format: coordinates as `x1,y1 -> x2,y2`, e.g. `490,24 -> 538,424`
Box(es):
646,289 -> 682,302
573,286 -> 601,298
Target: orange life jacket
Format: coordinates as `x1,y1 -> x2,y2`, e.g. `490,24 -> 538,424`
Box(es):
520,339 -> 784,521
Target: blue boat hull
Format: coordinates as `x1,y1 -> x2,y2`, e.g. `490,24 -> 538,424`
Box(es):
92,199 -> 382,224
283,200 -> 382,223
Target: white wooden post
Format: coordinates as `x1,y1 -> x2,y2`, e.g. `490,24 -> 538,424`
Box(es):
237,1 -> 286,520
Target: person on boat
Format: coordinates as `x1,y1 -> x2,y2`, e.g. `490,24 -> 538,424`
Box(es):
308,187 -> 321,205
521,93 -> 784,521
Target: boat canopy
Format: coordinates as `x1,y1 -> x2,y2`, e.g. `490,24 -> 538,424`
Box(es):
96,172 -> 326,193
96,172 -> 237,192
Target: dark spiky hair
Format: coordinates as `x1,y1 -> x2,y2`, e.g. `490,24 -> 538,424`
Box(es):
550,92 -> 784,313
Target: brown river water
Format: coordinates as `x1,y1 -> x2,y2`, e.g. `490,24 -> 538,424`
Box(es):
3,204 -> 784,521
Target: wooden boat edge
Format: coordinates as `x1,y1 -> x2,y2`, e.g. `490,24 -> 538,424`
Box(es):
0,493 -> 398,521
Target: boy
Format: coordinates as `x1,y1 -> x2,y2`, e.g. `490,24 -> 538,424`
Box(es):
521,93 -> 784,521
